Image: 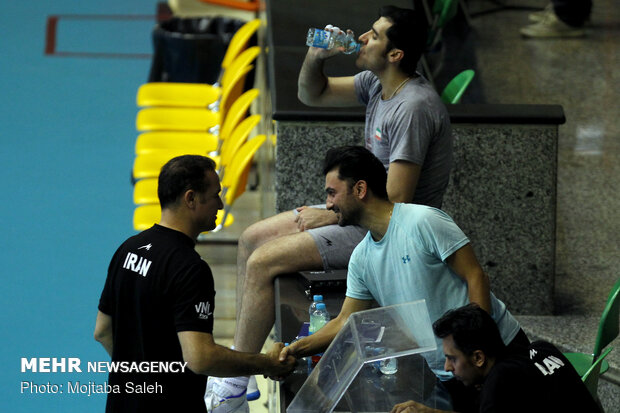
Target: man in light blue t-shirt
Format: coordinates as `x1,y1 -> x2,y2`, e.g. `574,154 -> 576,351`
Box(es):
280,146 -> 529,413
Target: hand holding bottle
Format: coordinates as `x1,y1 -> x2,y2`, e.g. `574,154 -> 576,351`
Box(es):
306,24 -> 360,55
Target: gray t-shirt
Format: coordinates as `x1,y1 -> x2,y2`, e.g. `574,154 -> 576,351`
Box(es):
354,71 -> 453,208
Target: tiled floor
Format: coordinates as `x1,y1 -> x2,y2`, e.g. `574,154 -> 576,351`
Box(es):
451,0 -> 619,317
450,3 -> 620,409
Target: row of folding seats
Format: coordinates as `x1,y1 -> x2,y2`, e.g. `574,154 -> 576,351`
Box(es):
131,18 -> 267,236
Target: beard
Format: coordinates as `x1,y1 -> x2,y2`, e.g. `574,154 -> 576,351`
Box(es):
336,207 -> 361,227
204,212 -> 219,231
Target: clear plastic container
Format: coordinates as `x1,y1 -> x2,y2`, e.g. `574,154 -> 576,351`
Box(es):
287,300 -> 444,413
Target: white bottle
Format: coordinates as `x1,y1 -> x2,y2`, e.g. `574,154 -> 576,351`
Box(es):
306,28 -> 361,54
309,303 -> 330,334
309,294 -> 324,319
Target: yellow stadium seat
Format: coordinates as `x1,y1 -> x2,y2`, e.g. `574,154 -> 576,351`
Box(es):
135,131 -> 220,156
136,106 -> 221,132
220,19 -> 261,71
218,88 -> 260,142
213,134 -> 266,232
219,46 -> 260,94
217,114 -> 261,175
136,46 -> 260,109
133,151 -> 221,181
134,87 -> 260,161
133,178 -> 159,205
133,135 -> 266,235
137,82 -> 220,109
217,63 -> 254,116
136,87 -> 259,135
132,114 -> 260,184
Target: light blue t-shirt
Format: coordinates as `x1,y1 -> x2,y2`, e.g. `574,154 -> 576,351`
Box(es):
347,203 -> 520,380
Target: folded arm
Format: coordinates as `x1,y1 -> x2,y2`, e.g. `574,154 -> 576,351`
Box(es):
298,47 -> 360,107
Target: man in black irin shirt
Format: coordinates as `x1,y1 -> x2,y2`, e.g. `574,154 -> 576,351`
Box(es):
94,155 -> 295,413
390,304 -> 600,413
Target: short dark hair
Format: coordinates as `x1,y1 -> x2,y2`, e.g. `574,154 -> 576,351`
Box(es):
158,155 -> 217,209
379,4 -> 428,76
433,304 -> 506,358
322,146 -> 388,200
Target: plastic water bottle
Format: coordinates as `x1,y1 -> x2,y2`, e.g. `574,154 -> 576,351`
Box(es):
308,303 -> 330,369
309,303 -> 330,334
306,28 -> 361,54
365,345 -> 399,375
379,356 -> 398,375
309,295 -> 324,319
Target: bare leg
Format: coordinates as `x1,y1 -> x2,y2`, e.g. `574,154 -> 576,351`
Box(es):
236,210 -> 299,321
234,231 -> 323,353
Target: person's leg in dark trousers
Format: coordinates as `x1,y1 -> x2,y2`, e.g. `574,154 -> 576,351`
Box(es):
552,0 -> 592,27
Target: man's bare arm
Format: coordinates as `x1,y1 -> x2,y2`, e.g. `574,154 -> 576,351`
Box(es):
446,244 -> 492,313
386,161 -> 421,203
298,47 -> 360,107
178,331 -> 296,377
294,206 -> 338,231
94,311 -> 114,357
391,399 -> 454,413
279,297 -> 373,361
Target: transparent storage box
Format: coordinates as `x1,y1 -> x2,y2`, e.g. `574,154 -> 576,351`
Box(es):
287,300 -> 442,413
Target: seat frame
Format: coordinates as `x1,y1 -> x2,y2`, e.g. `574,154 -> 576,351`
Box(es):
564,277 -> 620,377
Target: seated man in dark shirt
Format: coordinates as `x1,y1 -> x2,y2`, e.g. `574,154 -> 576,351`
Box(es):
390,304 -> 601,413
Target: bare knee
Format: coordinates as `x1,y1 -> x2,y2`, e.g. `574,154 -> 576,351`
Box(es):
238,211 -> 298,259
238,223 -> 263,263
244,232 -> 323,288
244,248 -> 280,288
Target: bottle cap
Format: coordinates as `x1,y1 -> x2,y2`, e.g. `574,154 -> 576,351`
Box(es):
313,295 -> 324,301
317,303 -> 326,310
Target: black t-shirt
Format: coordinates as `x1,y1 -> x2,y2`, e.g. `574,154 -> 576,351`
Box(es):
479,341 -> 600,413
99,225 -> 215,413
